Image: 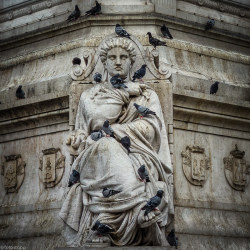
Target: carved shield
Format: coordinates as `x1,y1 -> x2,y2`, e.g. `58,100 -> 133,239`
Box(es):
1,154 -> 26,193
39,148 -> 65,188
191,153 -> 206,182
223,145 -> 250,191
42,154 -> 56,183
4,160 -> 17,188
232,158 -> 247,186
181,146 -> 210,186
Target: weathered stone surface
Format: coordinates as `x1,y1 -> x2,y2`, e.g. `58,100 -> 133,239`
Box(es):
0,0 -> 249,249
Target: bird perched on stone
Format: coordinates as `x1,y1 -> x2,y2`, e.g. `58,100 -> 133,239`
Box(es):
115,24 -> 131,39
94,72 -> 102,83
167,229 -> 178,249
134,103 -> 156,118
102,187 -> 121,197
102,120 -> 115,138
205,18 -> 215,31
85,1 -> 101,16
72,57 -> 81,65
91,130 -> 104,141
110,74 -> 128,89
120,136 -> 131,153
138,165 -> 150,183
147,32 -> 166,49
161,24 -> 173,39
210,81 -> 220,94
68,169 -> 80,187
67,5 -> 81,22
132,64 -> 147,82
16,85 -> 25,99
142,190 -> 163,216
92,220 -> 115,236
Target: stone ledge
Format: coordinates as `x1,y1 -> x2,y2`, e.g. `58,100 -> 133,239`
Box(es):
54,247 -> 172,250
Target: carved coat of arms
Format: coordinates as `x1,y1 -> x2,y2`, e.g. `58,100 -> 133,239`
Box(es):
1,154 -> 26,193
39,148 -> 65,188
181,146 -> 210,186
223,145 -> 250,191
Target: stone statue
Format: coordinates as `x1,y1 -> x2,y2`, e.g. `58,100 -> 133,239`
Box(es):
60,37 -> 173,247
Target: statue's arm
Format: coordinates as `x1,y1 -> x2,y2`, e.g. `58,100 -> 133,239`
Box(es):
66,94 -> 88,152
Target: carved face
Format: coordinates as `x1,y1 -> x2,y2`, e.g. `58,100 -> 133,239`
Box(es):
105,47 -> 131,78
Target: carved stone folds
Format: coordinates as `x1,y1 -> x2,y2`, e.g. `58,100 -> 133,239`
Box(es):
223,145 -> 250,191
1,154 -> 26,193
181,146 -> 210,186
39,148 -> 65,188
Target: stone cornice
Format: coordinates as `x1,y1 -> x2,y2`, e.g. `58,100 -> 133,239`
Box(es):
0,34 -> 249,71
184,0 -> 250,18
0,0 -> 71,23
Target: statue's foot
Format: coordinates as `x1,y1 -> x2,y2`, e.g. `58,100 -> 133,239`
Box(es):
138,209 -> 163,228
85,231 -> 111,244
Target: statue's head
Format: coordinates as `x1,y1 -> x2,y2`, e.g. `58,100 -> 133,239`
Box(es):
100,37 -> 136,79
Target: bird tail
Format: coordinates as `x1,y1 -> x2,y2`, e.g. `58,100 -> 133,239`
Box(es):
112,190 -> 121,195
148,111 -> 156,115
146,177 -> 150,182
127,148 -> 131,154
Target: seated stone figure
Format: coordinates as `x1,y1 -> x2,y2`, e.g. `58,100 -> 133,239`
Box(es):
60,37 -> 173,246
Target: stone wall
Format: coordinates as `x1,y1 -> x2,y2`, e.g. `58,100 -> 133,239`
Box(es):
0,0 -> 249,249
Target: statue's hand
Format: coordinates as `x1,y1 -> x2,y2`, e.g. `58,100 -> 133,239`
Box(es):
66,129 -> 86,153
126,81 -> 143,96
138,209 -> 162,228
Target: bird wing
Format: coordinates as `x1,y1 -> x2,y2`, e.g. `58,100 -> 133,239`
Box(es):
148,196 -> 161,207
138,105 -> 147,113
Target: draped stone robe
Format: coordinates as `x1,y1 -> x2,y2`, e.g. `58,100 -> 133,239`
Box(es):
59,81 -> 173,246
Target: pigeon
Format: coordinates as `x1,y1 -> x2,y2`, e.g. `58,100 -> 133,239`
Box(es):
102,187 -> 121,197
132,64 -> 147,82
161,24 -> 173,39
110,74 -> 128,89
102,120 -> 115,138
134,103 -> 156,118
16,85 -> 25,99
67,5 -> 81,22
91,130 -> 104,141
94,72 -> 102,83
72,57 -> 81,65
142,190 -> 164,216
68,169 -> 80,187
115,24 -> 131,39
138,165 -> 150,182
167,229 -> 178,249
205,18 -> 215,31
92,220 -> 115,236
147,32 -> 166,49
120,136 -> 131,153
210,81 -> 220,94
85,1 -> 101,16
